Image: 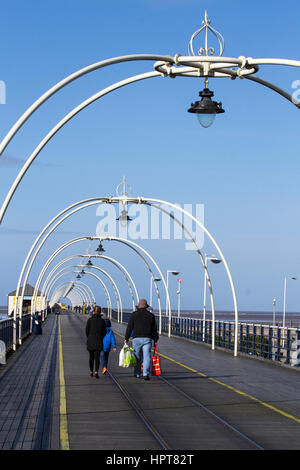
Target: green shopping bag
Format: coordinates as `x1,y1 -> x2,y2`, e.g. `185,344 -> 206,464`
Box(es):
119,345 -> 137,367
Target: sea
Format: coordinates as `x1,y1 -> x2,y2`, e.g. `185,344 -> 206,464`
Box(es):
173,310 -> 300,328
1,306 -> 300,328
0,306 -> 8,322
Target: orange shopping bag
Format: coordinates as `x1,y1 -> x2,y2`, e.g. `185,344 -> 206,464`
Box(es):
151,344 -> 161,376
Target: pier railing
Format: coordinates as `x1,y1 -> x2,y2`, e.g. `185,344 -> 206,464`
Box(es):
1,310 -> 299,367
0,314 -> 31,352
112,310 -> 300,367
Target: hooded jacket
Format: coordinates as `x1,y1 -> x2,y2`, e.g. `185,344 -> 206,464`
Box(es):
103,327 -> 117,352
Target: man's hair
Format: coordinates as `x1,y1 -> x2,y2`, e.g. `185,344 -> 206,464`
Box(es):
94,306 -> 102,314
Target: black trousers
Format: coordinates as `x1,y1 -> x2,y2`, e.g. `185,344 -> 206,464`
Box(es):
88,350 -> 101,372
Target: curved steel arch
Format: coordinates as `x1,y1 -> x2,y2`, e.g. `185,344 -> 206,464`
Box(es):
14,195 -> 234,353
46,270 -> 112,317
51,284 -> 85,308
84,254 -> 139,310
43,264 -> 122,323
51,287 -> 89,310
47,278 -> 91,307
2,25 -> 300,356
0,70 -> 161,223
32,236 -> 164,322
71,280 -> 96,305
53,279 -> 95,307
29,236 -> 164,340
0,54 -> 174,158
128,197 -> 239,355
15,197 -> 216,337
51,283 -> 88,307
49,275 -> 101,313
41,260 -> 106,306
1,54 -> 300,223
40,254 -> 138,313
71,270 -> 115,317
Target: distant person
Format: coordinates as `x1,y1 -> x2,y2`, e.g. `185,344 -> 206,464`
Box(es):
124,299 -> 159,380
100,315 -> 117,375
33,312 -> 42,335
85,306 -> 107,378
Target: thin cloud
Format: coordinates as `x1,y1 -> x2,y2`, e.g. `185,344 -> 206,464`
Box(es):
0,227 -> 82,236
0,153 -> 59,168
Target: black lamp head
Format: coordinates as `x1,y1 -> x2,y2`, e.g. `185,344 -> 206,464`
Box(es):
188,88 -> 225,128
117,209 -> 132,223
96,242 -> 105,253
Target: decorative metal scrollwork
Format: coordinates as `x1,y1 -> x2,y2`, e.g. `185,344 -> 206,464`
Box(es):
188,11 -> 225,57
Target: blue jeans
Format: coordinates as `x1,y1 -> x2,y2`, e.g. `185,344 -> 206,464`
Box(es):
132,337 -> 152,376
100,350 -> 109,368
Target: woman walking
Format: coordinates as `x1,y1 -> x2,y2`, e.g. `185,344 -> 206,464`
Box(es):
86,306 -> 107,378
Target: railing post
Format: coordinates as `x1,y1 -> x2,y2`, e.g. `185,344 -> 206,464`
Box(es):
285,329 -> 291,365
260,326 -> 264,358
276,328 -> 281,362
268,326 -> 273,361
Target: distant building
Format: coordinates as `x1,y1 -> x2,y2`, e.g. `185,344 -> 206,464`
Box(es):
7,284 -> 46,316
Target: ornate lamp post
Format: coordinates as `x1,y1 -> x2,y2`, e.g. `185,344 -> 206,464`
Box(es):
1,10 -> 300,227
5,12 -> 300,356
116,177 -> 133,226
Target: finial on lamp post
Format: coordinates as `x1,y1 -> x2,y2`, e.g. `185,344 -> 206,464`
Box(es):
116,176 -> 133,226
188,11 -> 225,57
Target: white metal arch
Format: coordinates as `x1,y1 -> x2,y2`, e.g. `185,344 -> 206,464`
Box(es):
54,279 -> 95,308
44,278 -> 95,313
50,281 -> 92,307
51,283 -> 88,307
84,254 -> 139,310
46,277 -> 91,307
30,236 -> 164,332
2,17 -> 300,357
72,270 -> 113,318
1,52 -> 300,223
71,280 -> 96,305
13,195 -> 235,354
46,270 -> 112,318
15,197 -> 215,337
51,285 -> 85,308
40,254 -> 138,313
44,264 -> 122,323
128,197 -> 239,356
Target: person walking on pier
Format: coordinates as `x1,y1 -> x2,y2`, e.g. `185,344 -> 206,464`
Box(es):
124,299 -> 159,380
100,316 -> 117,375
86,305 -> 107,378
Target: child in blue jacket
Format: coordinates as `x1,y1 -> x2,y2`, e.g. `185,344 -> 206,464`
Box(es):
100,318 -> 117,374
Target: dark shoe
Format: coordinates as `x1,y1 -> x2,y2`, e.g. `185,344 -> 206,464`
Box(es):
94,372 -> 99,379
143,375 -> 150,381
135,374 -> 141,378
89,371 -> 94,377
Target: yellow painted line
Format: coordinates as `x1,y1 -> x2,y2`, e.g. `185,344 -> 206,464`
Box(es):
115,331 -> 300,424
58,317 -> 70,450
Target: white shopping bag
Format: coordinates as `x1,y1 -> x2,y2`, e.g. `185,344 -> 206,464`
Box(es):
119,345 -> 137,368
119,346 -> 125,367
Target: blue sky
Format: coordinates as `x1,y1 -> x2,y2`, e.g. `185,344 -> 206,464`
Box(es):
0,0 -> 300,314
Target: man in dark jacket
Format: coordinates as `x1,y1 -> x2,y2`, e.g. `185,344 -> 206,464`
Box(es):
125,299 -> 159,380
86,306 -> 107,378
